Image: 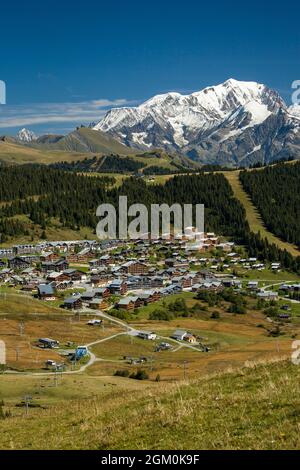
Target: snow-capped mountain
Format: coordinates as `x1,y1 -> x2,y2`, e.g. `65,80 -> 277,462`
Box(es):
17,128 -> 37,143
94,79 -> 300,166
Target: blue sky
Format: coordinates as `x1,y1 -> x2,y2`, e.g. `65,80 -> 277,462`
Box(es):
0,0 -> 300,135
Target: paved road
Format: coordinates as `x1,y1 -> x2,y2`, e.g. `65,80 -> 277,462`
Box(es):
3,331 -> 127,376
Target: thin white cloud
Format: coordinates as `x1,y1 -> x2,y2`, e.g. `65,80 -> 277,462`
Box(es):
0,98 -> 135,129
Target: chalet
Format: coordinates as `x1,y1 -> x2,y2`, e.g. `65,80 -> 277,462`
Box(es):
9,275 -> 24,286
161,284 -> 182,295
198,281 -> 223,291
108,279 -> 128,295
63,296 -> 82,310
12,244 -> 36,255
184,333 -> 197,344
89,255 -> 113,269
8,257 -> 31,270
198,270 -> 213,280
171,329 -> 188,341
47,271 -> 69,282
165,258 -> 189,269
171,275 -> 192,289
117,297 -> 136,311
0,269 -> 12,281
41,258 -> 69,273
138,290 -> 161,305
280,283 -> 300,292
257,291 -> 279,301
166,267 -> 187,277
120,261 -> 148,275
150,276 -> 164,288
21,267 -> 40,277
126,276 -> 144,290
271,263 -> 281,271
90,273 -> 110,287
181,276 -> 192,289
247,281 -> 259,290
37,284 -> 57,301
137,331 -> 157,341
94,287 -> 110,298
40,252 -> 59,263
67,247 -> 94,263
0,248 -> 13,257
21,282 -> 39,292
81,291 -> 96,302
63,269 -> 86,282
88,298 -> 109,310
55,280 -> 73,290
100,254 -> 114,265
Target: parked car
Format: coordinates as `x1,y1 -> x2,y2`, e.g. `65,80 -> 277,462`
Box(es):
45,360 -> 56,367
87,319 -> 102,326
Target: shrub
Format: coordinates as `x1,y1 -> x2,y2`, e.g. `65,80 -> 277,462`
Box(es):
114,369 -> 130,378
149,309 -> 173,321
211,311 -> 220,319
130,369 -> 149,380
110,309 -> 131,321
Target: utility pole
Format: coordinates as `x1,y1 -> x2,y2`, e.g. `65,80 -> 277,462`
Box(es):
54,368 -> 58,387
24,395 -> 32,417
183,361 -> 188,381
19,321 -> 24,336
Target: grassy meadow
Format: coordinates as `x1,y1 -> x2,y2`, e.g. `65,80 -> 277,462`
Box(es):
1,359 -> 300,449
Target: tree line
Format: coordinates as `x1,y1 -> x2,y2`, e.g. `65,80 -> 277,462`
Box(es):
240,162 -> 300,249
0,165 -> 300,272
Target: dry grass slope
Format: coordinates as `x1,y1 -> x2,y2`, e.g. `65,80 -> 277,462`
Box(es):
0,359 -> 300,450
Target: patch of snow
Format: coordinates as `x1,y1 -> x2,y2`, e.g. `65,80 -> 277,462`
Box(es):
288,104 -> 300,120
17,128 -> 37,142
132,132 -> 152,148
242,101 -> 272,127
170,120 -> 189,146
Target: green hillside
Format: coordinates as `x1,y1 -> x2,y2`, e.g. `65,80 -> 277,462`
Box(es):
0,129 -> 198,173
0,359 -> 299,450
0,140 -> 91,165
32,127 -> 135,155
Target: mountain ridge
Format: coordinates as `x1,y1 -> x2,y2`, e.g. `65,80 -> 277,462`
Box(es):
94,79 -> 300,167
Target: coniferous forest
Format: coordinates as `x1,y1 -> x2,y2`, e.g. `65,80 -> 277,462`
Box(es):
0,164 -> 299,272
240,162 -> 300,249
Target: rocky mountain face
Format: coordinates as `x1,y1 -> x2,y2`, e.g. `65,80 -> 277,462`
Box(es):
17,128 -> 37,143
94,79 -> 300,167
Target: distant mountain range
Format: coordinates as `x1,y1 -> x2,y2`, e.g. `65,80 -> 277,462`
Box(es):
5,79 -> 300,168
15,127 -> 133,155
94,78 -> 300,167
0,127 -> 196,172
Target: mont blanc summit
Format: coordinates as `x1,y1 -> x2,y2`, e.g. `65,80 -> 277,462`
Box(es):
94,79 -> 300,166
